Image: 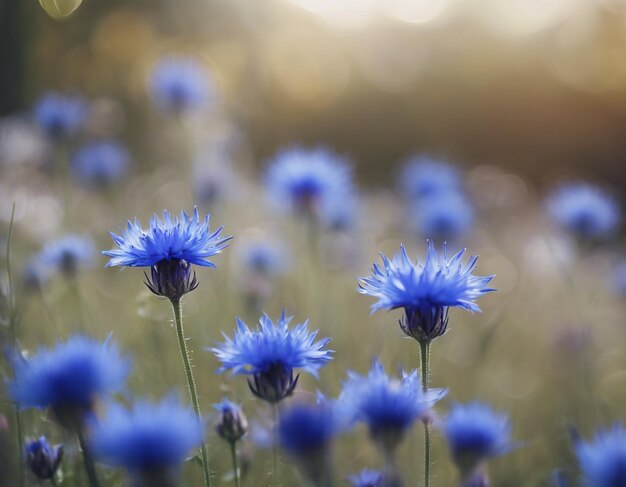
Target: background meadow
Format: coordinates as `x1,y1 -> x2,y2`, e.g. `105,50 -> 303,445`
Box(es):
1,1 -> 626,486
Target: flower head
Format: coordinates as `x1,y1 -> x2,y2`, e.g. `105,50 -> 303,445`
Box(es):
38,234 -> 95,278
34,93 -> 86,139
102,209 -> 230,300
340,359 -> 446,452
149,56 -> 211,113
71,140 -> 130,188
546,183 -> 620,240
576,424 -> 626,487
347,470 -> 385,487
265,146 -> 353,222
25,436 -> 63,480
411,192 -> 474,241
213,399 -> 248,444
443,402 -> 512,475
399,156 -> 461,200
9,336 -> 130,428
211,311 -> 333,403
359,242 -> 494,343
90,397 -> 202,473
239,240 -> 285,277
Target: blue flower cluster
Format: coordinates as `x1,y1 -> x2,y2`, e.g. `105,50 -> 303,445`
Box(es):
399,156 -> 474,241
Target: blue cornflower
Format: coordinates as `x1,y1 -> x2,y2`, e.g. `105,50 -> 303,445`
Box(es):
412,192 -> 474,241
25,436 -> 64,480
359,241 -> 494,343
239,240 -> 285,277
38,234 -> 95,279
213,399 -> 248,444
22,255 -> 51,290
9,335 -> 130,429
90,397 -> 202,477
211,311 -> 333,403
340,359 -> 446,452
443,402 -> 512,476
265,146 -> 353,222
102,208 -> 231,301
34,93 -> 86,139
546,183 -> 620,240
149,56 -> 211,113
399,156 -> 461,200
576,424 -> 626,487
347,470 -> 385,487
71,140 -> 130,188
278,398 -> 342,485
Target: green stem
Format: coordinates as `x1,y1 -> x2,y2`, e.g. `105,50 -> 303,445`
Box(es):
230,442 -> 240,487
77,428 -> 100,487
50,475 -> 58,487
419,340 -> 432,487
170,299 -> 212,487
272,403 -> 279,487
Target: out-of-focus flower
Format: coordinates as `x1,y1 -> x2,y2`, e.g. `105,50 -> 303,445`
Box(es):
149,56 -> 211,113
71,141 -> 130,188
358,242 -> 494,343
25,436 -> 63,480
211,311 -> 333,404
38,234 -> 95,279
213,399 -> 248,444
34,93 -> 86,139
102,209 -> 230,301
411,192 -> 474,241
278,398 -> 342,485
38,0 -> 82,19
90,397 -> 202,483
9,336 -> 130,429
443,402 -> 512,476
320,189 -> 358,232
239,241 -> 285,277
22,256 -> 51,290
265,146 -> 353,224
399,156 -> 461,200
347,470 -> 385,487
546,183 -> 620,240
340,358 -> 445,453
576,424 -> 626,487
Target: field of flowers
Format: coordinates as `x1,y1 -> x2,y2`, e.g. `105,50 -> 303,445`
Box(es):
1,2 -> 626,487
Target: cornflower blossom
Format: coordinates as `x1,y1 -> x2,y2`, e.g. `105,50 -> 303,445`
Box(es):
38,234 -> 95,279
34,93 -> 86,139
340,359 -> 446,453
576,424 -> 626,487
9,335 -> 129,429
211,311 -> 333,404
102,208 -> 230,301
71,140 -> 130,188
359,241 -> 494,344
399,156 -> 461,200
149,56 -> 211,113
546,183 -> 620,240
25,436 -> 64,480
443,402 -> 513,477
213,399 -> 248,444
265,146 -> 353,224
411,192 -> 474,241
90,398 -> 202,486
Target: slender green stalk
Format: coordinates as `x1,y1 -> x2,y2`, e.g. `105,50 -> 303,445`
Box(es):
50,476 -> 58,487
419,340 -> 432,487
170,299 -> 212,487
230,442 -> 240,487
272,403 -> 280,487
5,204 -> 25,487
77,428 -> 100,487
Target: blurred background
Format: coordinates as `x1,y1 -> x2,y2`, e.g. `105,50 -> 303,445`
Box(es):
1,1 -> 626,486
2,0 -> 626,185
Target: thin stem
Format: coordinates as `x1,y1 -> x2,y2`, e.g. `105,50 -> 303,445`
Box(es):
419,340 -> 432,487
272,403 -> 280,487
170,299 -> 212,487
50,476 -> 58,487
77,428 -> 100,487
230,442 -> 240,487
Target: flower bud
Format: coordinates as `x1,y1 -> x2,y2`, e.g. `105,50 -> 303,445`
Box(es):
38,0 -> 82,19
214,399 -> 248,444
144,259 -> 198,302
25,436 -> 63,480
